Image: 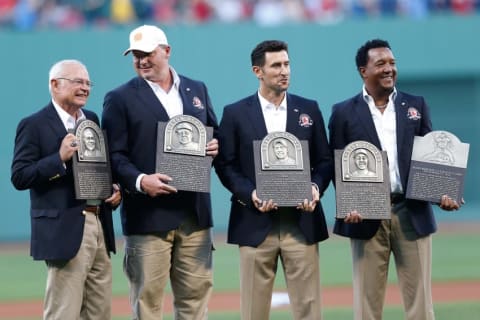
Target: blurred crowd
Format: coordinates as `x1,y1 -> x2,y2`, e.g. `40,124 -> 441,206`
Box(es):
1,0 -> 480,30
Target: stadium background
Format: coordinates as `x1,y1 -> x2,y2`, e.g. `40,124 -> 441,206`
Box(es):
1,13 -> 479,242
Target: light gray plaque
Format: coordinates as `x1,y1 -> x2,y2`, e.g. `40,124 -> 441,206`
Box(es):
156,115 -> 213,193
406,131 -> 469,204
72,120 -> 112,200
335,141 -> 391,219
254,132 -> 311,207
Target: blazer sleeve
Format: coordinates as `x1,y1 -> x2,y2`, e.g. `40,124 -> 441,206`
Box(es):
11,117 -> 67,190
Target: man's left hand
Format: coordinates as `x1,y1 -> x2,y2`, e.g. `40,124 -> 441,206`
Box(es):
206,138 -> 218,158
297,185 -> 319,212
105,184 -> 121,207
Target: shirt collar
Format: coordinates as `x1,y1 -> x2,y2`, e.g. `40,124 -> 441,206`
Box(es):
362,86 -> 397,107
257,91 -> 287,111
51,99 -> 86,130
144,66 -> 181,92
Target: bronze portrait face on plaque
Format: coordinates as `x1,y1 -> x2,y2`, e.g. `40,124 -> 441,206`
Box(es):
341,141 -> 383,182
164,115 -> 206,156
260,132 -> 303,171
75,120 -> 107,162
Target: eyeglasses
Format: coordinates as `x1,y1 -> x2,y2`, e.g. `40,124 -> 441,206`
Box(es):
56,77 -> 93,88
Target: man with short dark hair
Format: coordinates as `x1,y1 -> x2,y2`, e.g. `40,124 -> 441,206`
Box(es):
215,40 -> 332,320
328,38 -> 461,320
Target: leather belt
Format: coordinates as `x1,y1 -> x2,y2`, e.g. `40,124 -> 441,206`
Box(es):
83,205 -> 101,215
390,193 -> 405,205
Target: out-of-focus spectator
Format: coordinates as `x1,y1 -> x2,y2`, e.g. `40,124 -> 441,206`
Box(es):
451,0 -> 475,14
37,0 -> 83,29
82,0 -> 111,25
0,0 -> 16,27
304,0 -> 344,23
186,0 -> 214,23
153,0 -> 178,24
13,0 -> 39,30
132,0 -> 154,22
252,0 -> 287,26
211,0 -> 250,23
283,0 -> 307,22
398,0 -> 429,19
110,0 -> 136,24
3,0 -> 480,30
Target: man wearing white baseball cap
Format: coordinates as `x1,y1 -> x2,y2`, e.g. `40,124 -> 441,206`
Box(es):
123,25 -> 169,56
102,24 -> 219,320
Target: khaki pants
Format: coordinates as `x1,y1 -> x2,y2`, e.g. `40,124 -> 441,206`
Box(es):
124,217 -> 213,320
44,212 -> 112,320
239,210 -> 322,320
351,202 -> 434,320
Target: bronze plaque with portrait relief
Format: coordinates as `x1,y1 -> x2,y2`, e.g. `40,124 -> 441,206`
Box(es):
406,130 -> 469,204
156,115 -> 213,193
254,132 -> 312,207
72,120 -> 112,199
334,140 -> 391,219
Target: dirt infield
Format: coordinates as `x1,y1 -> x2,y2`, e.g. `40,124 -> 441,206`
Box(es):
1,281 -> 479,318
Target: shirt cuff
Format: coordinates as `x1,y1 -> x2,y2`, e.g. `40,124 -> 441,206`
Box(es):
136,173 -> 146,193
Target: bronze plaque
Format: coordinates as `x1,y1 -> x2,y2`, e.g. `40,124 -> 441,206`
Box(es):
156,115 -> 213,193
406,131 -> 469,204
72,120 -> 112,199
335,141 -> 391,219
254,132 -> 312,207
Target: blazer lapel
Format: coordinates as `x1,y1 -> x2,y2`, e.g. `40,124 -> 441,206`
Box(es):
285,93 -> 302,135
394,92 -> 408,155
134,77 -> 170,120
178,84 -> 197,117
245,94 -> 268,138
45,103 -> 68,139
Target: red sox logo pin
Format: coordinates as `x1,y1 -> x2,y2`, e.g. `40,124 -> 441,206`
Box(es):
192,96 -> 204,109
298,113 -> 313,127
406,107 -> 421,120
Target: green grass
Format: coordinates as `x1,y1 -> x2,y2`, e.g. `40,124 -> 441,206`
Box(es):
0,231 -> 479,319
0,232 -> 479,301
10,302 -> 480,320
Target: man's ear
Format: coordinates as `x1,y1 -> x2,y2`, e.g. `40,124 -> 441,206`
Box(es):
252,66 -> 262,80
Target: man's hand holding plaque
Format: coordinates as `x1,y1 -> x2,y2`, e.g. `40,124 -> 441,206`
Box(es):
334,140 -> 391,220
72,120 -> 112,199
253,132 -> 312,207
406,130 -> 469,206
155,115 -> 214,193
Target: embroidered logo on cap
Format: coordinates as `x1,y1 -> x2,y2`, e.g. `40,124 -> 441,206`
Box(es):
133,32 -> 143,42
298,113 -> 313,127
192,96 -> 204,109
407,107 -> 421,120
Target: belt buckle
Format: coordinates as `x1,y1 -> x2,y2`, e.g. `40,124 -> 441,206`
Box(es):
83,205 -> 100,215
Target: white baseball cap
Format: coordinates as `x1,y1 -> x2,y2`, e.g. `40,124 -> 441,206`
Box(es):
123,25 -> 169,56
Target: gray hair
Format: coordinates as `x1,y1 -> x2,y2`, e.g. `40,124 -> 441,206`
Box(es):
48,59 -> 87,92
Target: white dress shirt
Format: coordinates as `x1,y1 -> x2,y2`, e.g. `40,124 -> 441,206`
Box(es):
363,87 -> 403,193
258,91 -> 287,133
136,67 -> 183,192
144,67 -> 183,119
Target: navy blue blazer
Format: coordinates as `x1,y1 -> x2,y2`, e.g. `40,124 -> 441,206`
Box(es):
328,91 -> 437,239
11,103 -> 116,261
215,93 -> 333,247
102,76 -> 218,235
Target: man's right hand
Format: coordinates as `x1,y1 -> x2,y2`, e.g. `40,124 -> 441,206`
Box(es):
59,133 -> 78,162
140,173 -> 177,197
252,190 -> 277,213
344,210 -> 363,223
